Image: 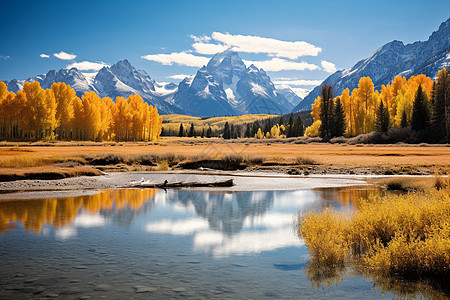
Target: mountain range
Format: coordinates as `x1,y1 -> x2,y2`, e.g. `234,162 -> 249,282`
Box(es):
293,17 -> 450,112
2,51 -> 301,116
3,17 -> 449,116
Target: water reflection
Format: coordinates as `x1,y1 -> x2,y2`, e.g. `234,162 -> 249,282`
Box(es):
0,189 -> 157,235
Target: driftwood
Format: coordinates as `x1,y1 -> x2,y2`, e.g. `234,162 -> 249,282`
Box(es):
124,179 -> 234,189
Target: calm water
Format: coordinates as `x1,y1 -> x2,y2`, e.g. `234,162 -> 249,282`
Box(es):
0,186 -> 393,299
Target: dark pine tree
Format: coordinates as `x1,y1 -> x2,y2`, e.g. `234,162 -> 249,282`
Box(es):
201,128 -> 205,138
278,116 -> 284,127
294,116 -> 304,136
206,126 -> 212,138
287,114 -> 294,137
319,84 -> 334,139
178,123 -> 184,137
188,123 -> 195,137
411,85 -> 430,132
245,124 -> 251,138
223,122 -> 231,139
400,110 -> 408,128
332,98 -> 346,137
375,100 -> 390,134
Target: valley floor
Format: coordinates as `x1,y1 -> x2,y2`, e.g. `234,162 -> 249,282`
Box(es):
0,138 -> 449,184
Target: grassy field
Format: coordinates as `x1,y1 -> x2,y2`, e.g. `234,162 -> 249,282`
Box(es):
0,139 -> 449,179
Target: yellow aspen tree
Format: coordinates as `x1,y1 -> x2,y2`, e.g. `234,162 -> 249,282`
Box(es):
113,96 -> 131,141
52,82 -> 76,139
15,91 -> 31,139
128,95 -> 145,140
100,97 -> 114,141
71,97 -> 84,140
356,77 -> 376,133
82,92 -> 102,141
340,88 -> 352,136
44,89 -> 57,139
23,81 -> 47,140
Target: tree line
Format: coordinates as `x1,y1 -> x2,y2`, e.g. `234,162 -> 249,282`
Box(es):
306,68 -> 449,142
0,81 -> 162,141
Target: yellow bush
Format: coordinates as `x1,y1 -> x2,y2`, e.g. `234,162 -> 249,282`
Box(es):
299,187 -> 450,279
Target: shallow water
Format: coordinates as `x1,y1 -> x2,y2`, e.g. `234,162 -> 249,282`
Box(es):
0,186 -> 399,299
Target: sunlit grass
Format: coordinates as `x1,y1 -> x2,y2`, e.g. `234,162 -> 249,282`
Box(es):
298,187 -> 450,281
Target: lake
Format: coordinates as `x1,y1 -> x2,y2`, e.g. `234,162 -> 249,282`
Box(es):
0,186 -> 405,299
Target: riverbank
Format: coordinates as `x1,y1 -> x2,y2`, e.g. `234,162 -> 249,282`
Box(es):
0,171 -> 374,199
0,141 -> 449,183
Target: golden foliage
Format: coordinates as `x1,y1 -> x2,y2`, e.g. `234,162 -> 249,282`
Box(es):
308,73 -> 435,136
0,189 -> 158,234
299,187 -> 450,279
0,82 -> 162,142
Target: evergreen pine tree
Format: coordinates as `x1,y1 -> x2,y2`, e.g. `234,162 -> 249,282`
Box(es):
278,116 -> 284,127
287,114 -> 294,137
160,127 -> 165,136
411,85 -> 430,131
223,122 -> 231,139
294,116 -> 304,136
201,128 -> 205,138
332,98 -> 346,137
319,84 -> 334,139
206,126 -> 212,138
245,124 -> 251,138
400,110 -> 408,128
178,123 -> 184,137
375,100 -> 390,133
188,123 -> 195,137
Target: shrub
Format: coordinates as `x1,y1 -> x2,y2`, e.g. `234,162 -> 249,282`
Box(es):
299,187 -> 450,280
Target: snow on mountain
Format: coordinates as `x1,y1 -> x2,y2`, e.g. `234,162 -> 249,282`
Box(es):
293,17 -> 450,112
2,60 -> 182,114
173,51 -> 295,116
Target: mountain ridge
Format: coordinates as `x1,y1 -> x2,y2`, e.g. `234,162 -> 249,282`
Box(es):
2,53 -> 299,116
293,17 -> 450,112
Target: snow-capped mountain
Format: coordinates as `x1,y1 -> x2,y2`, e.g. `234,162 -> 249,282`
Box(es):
173,50 -> 295,116
3,60 -> 182,114
293,17 -> 450,112
3,53 -> 296,116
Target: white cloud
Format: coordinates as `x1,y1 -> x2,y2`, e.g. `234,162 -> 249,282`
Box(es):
273,79 -> 323,86
0,55 -> 10,60
54,51 -> 77,60
244,58 -> 319,72
290,87 -> 312,98
67,61 -> 108,71
190,34 -> 211,43
167,74 -> 193,80
210,32 -> 321,59
321,60 -> 337,73
40,54 -> 50,58
141,52 -> 209,67
192,42 -> 229,55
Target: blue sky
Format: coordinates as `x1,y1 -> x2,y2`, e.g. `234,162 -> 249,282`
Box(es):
1,0 -> 449,97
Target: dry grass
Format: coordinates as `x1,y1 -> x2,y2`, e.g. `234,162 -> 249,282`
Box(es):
298,187 -> 450,285
0,142 -> 449,175
0,166 -> 102,181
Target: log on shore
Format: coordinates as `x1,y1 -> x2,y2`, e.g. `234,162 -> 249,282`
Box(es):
125,179 -> 234,189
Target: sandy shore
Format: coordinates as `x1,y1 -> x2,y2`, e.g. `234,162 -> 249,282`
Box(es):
0,171 -> 373,200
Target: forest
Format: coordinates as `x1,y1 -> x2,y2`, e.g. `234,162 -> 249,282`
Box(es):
0,81 -> 162,142
306,68 -> 449,142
